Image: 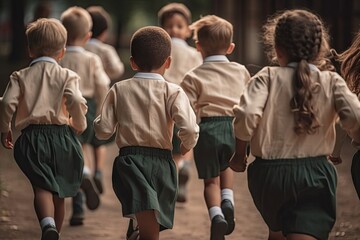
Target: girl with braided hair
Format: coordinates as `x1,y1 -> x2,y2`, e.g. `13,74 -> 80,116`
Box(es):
230,9 -> 360,240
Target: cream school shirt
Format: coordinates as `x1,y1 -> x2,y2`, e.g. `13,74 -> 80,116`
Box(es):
85,39 -> 124,81
0,57 -> 87,133
164,38 -> 202,85
60,46 -> 110,114
181,55 -> 251,118
233,64 -> 360,159
94,72 -> 199,150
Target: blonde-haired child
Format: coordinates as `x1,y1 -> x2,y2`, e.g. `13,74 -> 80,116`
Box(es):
0,18 -> 87,240
231,9 -> 360,240
181,15 -> 250,239
60,6 -> 110,226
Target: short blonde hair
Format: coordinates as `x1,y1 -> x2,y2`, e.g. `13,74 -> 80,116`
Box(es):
60,6 -> 92,44
26,18 -> 67,57
190,15 -> 233,56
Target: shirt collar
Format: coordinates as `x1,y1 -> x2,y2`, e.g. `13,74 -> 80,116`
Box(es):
30,56 -> 58,66
134,72 -> 165,81
66,46 -> 85,53
204,55 -> 229,63
171,37 -> 188,47
287,62 -> 319,72
87,38 -> 101,45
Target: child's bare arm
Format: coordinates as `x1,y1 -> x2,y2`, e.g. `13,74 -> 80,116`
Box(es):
229,138 -> 248,172
1,131 -> 13,149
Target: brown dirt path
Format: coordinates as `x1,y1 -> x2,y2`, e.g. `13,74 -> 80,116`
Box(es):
0,131 -> 359,239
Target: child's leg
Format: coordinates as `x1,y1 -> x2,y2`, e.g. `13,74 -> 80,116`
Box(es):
53,195 -> 65,232
93,145 -> 106,194
33,187 -> 59,239
174,152 -> 191,202
220,167 -> 235,235
135,210 -> 159,240
286,233 -> 316,240
204,177 -> 228,240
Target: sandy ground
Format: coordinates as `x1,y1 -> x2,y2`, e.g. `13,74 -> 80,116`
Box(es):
0,131 -> 359,240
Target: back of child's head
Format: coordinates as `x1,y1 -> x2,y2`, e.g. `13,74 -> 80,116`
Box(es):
26,18 -> 67,57
337,32 -> 360,96
190,15 -> 233,56
263,9 -> 333,135
158,3 -> 192,27
60,6 -> 92,44
130,26 -> 171,72
86,6 -> 110,38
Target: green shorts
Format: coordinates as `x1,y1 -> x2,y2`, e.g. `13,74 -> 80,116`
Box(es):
248,156 -> 337,240
352,150 -> 360,199
78,98 -> 114,147
14,124 -> 84,198
112,146 -> 177,230
194,117 -> 234,179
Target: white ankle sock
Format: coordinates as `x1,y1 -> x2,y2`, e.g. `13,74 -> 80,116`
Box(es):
40,217 -> 55,229
83,166 -> 91,176
208,206 -> 224,220
221,188 -> 234,206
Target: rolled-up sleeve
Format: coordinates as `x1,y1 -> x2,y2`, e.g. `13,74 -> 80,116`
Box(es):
0,72 -> 21,133
94,86 -> 117,140
168,88 -> 199,150
233,69 -> 269,141
64,73 -> 88,132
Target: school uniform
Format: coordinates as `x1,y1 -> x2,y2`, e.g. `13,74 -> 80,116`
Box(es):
181,55 -> 251,179
0,57 -> 87,197
85,38 -> 124,82
233,63 -> 360,240
164,38 -> 202,153
94,72 -> 199,230
60,46 -> 110,147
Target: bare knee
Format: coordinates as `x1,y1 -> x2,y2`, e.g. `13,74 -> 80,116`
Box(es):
268,230 -> 286,240
286,233 -> 317,240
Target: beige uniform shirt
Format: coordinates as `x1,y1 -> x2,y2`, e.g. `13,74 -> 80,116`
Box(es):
94,72 -> 199,150
0,57 -> 87,133
85,39 -> 124,81
164,38 -> 202,85
60,46 -> 110,114
181,55 -> 251,118
233,64 -> 360,159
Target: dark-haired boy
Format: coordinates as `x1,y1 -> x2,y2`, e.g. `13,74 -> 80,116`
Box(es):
94,26 -> 199,240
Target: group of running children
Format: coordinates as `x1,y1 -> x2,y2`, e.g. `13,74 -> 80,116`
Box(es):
0,2 -> 359,240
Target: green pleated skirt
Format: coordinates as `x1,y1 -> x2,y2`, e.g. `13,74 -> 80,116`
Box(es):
14,124 -> 84,198
112,146 -> 177,230
194,117 -> 234,179
248,156 -> 337,240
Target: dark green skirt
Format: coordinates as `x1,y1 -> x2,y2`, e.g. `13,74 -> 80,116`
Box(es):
248,156 -> 337,240
112,146 -> 177,230
194,117 -> 234,179
14,125 -> 84,198
352,150 -> 360,199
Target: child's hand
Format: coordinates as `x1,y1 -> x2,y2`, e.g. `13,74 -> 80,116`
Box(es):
328,155 -> 342,165
1,131 -> 14,149
180,144 -> 190,156
229,152 -> 247,172
69,117 -> 83,135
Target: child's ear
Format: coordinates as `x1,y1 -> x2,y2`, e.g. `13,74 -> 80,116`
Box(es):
129,56 -> 139,71
57,48 -> 65,61
185,27 -> 192,39
226,43 -> 235,55
195,41 -> 201,52
164,56 -> 172,69
84,32 -> 92,43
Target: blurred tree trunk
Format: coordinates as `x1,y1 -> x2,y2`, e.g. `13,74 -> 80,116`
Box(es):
9,0 -> 27,62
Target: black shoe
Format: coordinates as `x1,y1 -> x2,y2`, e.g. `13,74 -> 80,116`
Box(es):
81,174 -> 100,210
93,170 -> 104,194
41,224 -> 59,240
69,212 -> 84,226
177,162 -> 190,203
221,199 -> 235,235
126,219 -> 139,240
210,215 -> 227,240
